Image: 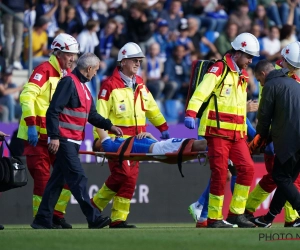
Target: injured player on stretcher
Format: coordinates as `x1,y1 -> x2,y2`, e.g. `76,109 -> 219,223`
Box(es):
93,129 -> 207,154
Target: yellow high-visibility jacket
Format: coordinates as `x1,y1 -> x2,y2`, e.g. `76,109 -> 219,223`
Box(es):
94,67 -> 168,139
18,55 -> 67,141
186,54 -> 249,140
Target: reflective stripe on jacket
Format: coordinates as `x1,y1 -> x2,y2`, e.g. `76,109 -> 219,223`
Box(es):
186,54 -> 248,140
93,67 -> 168,139
58,73 -> 92,140
18,55 -> 68,141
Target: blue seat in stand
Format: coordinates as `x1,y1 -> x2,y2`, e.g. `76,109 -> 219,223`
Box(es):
200,31 -> 219,55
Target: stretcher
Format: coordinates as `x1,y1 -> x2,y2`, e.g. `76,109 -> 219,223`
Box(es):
79,150 -> 207,162
79,150 -> 207,177
79,138 -> 208,177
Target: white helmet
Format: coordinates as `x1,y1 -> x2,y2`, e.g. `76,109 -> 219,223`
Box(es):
231,32 -> 260,57
281,42 -> 300,68
117,42 -> 145,62
51,33 -> 80,54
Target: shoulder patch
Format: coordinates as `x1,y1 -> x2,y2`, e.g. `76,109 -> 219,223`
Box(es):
100,89 -> 107,97
28,68 -> 48,87
98,86 -> 111,101
33,73 -> 43,81
209,66 -> 219,73
28,61 -> 60,87
207,61 -> 224,77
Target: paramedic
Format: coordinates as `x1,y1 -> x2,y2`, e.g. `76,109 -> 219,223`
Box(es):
185,32 -> 260,228
17,34 -> 79,229
92,42 -> 170,228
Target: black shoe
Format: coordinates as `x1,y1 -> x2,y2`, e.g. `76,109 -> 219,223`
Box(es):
53,217 -> 72,229
31,219 -> 60,229
284,217 -> 300,227
251,216 -> 272,228
88,216 -> 111,229
0,224 -> 4,230
207,220 -> 235,228
109,221 -> 137,228
244,213 -> 254,220
226,214 -> 256,228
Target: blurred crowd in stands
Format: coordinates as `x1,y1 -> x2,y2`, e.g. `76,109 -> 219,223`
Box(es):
1,0 -> 300,125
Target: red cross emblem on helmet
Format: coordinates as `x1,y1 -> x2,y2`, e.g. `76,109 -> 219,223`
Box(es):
64,43 -> 69,50
286,49 -> 289,54
122,49 -> 126,55
241,41 -> 247,47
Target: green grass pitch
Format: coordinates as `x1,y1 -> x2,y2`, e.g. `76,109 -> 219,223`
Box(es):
1,223 -> 300,250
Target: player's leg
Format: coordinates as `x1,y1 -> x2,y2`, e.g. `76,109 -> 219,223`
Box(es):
188,179 -> 210,227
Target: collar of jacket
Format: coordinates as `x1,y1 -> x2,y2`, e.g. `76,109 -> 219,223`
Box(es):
119,69 -> 136,88
266,68 -> 289,81
275,59 -> 283,68
49,54 -> 71,77
111,66 -> 144,86
71,67 -> 90,83
223,53 -> 249,79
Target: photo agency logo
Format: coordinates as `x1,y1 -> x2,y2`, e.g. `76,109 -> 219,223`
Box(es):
259,233 -> 300,241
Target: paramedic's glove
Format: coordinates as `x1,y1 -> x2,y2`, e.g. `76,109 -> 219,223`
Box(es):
264,142 -> 274,155
161,130 -> 170,139
28,125 -> 38,147
184,117 -> 195,129
248,134 -> 265,155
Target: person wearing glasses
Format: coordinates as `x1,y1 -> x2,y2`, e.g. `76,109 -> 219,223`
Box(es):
92,42 -> 170,228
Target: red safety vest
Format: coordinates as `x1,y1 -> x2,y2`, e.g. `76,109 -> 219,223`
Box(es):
59,73 -> 92,140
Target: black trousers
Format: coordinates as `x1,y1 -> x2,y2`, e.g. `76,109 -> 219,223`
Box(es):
35,140 -> 101,227
269,150 -> 300,216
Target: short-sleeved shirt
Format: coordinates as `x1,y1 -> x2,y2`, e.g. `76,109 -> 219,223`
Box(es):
24,30 -> 48,58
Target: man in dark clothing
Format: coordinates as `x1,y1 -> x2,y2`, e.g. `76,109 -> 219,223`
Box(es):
31,53 -> 123,229
250,59 -> 300,227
